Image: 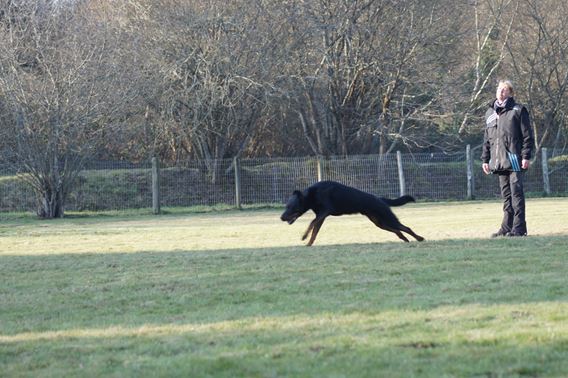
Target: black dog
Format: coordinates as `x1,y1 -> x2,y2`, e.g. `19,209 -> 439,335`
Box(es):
281,180 -> 424,246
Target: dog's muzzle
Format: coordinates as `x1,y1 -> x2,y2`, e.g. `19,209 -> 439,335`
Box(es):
281,213 -> 299,224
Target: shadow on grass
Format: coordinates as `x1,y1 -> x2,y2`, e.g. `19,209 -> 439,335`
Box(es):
1,302 -> 568,377
2,236 -> 567,332
2,237 -> 568,376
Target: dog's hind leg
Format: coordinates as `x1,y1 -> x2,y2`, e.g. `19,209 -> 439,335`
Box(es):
367,215 -> 411,242
398,224 -> 425,242
392,229 -> 410,242
380,225 -> 411,242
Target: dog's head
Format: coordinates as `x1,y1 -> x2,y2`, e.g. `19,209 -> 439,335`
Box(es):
280,190 -> 307,225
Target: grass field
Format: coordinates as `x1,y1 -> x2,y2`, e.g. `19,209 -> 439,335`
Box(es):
1,198 -> 568,377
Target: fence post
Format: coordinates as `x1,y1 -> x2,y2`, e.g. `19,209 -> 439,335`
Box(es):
396,151 -> 406,196
151,157 -> 160,215
466,144 -> 475,200
317,156 -> 323,182
542,148 -> 550,196
234,157 -> 242,209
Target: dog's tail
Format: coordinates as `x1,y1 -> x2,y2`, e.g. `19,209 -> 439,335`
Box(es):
380,195 -> 415,207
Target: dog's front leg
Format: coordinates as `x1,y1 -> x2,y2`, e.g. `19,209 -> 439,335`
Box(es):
302,219 -> 317,240
306,217 -> 326,246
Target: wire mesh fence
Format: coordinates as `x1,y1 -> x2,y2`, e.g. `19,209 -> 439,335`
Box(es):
1,149 -> 568,219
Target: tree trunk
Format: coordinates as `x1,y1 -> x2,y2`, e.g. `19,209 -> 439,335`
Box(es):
38,186 -> 65,219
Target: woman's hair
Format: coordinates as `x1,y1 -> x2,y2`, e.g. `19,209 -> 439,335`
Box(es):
498,80 -> 514,96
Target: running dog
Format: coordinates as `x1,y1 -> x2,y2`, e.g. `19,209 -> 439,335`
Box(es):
281,180 -> 424,246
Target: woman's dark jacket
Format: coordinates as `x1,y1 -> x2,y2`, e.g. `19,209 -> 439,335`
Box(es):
481,97 -> 534,173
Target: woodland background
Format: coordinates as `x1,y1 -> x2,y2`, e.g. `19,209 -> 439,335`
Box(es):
1,0 -> 568,217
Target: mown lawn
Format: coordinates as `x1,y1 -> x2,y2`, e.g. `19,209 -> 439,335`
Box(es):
1,199 -> 568,377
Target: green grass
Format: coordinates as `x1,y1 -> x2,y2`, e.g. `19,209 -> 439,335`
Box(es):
1,199 -> 568,377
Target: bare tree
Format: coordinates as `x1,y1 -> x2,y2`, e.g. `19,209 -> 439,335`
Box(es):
280,0 -> 469,155
5,0 -> 568,175
456,0 -> 519,136
505,0 -> 568,157
282,0 -> 389,156
0,1 -> 137,218
129,0 -> 271,177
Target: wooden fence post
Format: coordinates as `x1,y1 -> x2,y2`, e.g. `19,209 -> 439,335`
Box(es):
396,151 -> 406,196
317,156 -> 323,182
151,157 -> 160,215
542,148 -> 550,196
234,157 -> 242,209
466,144 -> 475,200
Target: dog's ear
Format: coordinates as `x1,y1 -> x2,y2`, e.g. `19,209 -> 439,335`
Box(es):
292,190 -> 304,206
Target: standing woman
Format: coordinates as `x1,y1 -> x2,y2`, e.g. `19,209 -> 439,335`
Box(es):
481,80 -> 534,237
